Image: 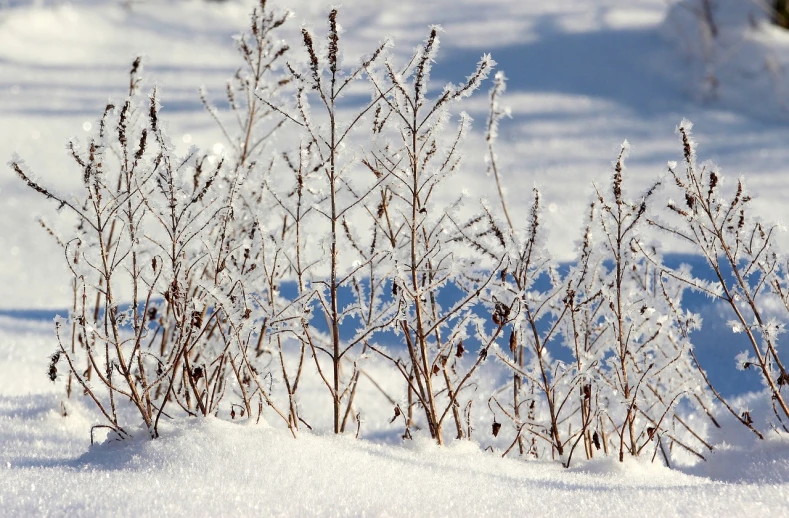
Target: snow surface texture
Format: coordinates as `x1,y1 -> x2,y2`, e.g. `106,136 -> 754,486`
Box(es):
2,0 -> 789,516
3,417 -> 788,517
1,322 -> 788,517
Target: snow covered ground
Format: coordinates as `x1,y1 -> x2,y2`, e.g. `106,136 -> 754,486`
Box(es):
1,318 -> 788,516
2,0 -> 789,515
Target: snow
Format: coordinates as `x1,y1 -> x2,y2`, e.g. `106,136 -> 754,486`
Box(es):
2,0 -> 789,515
1,394 -> 787,516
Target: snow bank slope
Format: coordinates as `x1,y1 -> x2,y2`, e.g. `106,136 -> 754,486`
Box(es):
2,414 -> 788,517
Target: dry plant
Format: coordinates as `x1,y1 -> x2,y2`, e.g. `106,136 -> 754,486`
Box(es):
559,144 -> 713,465
16,63 -> 232,438
261,8 -> 400,434
652,119 -> 789,437
200,0 -> 313,432
17,4 -> 298,439
360,27 -> 504,445
461,75 -> 715,467
17,1 -> 783,468
458,73 -> 576,460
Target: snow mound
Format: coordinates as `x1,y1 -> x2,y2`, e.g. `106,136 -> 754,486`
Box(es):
686,435 -> 789,484
568,454 -> 703,486
2,416 -> 788,516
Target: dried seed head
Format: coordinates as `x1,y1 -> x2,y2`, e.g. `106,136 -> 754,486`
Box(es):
47,351 -> 61,382
301,28 -> 320,87
613,151 -> 624,204
135,129 -> 147,161
414,27 -> 438,105
685,193 -> 695,210
328,9 -> 339,78
679,124 -> 693,164
191,311 -> 203,328
492,420 -> 501,437
149,88 -> 159,133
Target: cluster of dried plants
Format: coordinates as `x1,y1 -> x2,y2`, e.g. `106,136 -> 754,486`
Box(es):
15,0 -> 788,466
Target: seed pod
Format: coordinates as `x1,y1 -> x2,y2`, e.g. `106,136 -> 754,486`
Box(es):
647,427 -> 656,440
492,420 -> 501,437
592,431 -> 601,450
432,364 -> 440,375
191,311 -> 203,328
509,331 -> 517,354
389,406 -> 401,424
456,341 -> 465,358
495,301 -> 510,321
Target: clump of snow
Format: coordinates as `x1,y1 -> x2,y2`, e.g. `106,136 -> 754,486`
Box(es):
569,454 -> 703,486
687,435 -> 789,484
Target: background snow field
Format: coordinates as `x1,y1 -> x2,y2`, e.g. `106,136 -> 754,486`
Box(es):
1,0 -> 789,516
